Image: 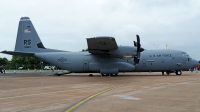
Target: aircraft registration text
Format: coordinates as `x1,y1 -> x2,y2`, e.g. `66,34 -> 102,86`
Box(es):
149,54 -> 172,57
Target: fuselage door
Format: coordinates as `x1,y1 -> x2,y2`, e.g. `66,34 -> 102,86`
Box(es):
83,60 -> 89,71
142,59 -> 146,67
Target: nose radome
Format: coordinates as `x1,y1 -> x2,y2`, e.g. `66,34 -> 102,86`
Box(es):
192,59 -> 198,67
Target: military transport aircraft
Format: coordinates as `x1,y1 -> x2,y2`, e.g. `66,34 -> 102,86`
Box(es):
1,17 -> 198,76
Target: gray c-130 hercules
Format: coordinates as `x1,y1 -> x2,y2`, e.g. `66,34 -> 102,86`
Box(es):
1,17 -> 198,76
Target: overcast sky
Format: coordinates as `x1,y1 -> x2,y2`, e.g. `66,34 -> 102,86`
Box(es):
0,0 -> 200,60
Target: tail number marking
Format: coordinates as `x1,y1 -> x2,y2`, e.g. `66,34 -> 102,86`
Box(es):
24,40 -> 31,48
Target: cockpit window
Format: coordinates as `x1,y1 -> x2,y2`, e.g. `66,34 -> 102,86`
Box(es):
188,58 -> 192,61
182,52 -> 189,56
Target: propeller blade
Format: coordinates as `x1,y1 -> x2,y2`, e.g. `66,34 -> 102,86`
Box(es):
137,59 -> 140,64
137,52 -> 140,59
133,41 -> 137,46
134,57 -> 140,64
136,35 -> 141,51
136,52 -> 141,64
134,34 -> 143,65
136,35 -> 140,44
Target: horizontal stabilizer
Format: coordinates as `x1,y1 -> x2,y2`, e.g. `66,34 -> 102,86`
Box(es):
1,50 -> 34,56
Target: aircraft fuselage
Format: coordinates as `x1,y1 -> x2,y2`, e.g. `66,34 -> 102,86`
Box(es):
35,49 -> 197,74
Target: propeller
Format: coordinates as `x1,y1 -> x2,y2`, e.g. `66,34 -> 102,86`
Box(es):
133,35 -> 144,64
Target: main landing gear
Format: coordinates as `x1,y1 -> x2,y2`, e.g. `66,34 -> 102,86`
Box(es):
162,71 -> 182,75
101,74 -> 118,77
166,71 -> 170,75
162,71 -> 171,75
89,74 -> 93,77
175,71 -> 182,75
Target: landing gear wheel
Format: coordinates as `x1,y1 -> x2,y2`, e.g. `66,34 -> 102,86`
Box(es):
175,71 -> 182,75
111,74 -> 118,76
89,74 -> 93,77
54,74 -> 60,76
166,71 -> 170,75
101,74 -> 109,77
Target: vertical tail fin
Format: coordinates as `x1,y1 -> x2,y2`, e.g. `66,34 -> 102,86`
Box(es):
14,17 -> 46,52
1,17 -> 65,56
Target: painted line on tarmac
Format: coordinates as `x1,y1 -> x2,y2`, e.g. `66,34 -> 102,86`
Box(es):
62,78 -> 199,112
0,77 -> 153,100
63,77 -> 178,112
63,82 -> 132,112
63,76 -> 189,112
0,85 -> 114,100
0,76 -> 176,101
0,78 -> 140,100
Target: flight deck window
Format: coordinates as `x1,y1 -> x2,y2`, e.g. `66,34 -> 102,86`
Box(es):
182,52 -> 189,56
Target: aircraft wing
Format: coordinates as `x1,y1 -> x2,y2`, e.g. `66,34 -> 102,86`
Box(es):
87,36 -> 118,54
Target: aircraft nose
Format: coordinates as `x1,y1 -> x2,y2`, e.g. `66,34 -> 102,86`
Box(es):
191,59 -> 198,67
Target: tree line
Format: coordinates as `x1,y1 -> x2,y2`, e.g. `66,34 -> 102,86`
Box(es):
0,56 -> 50,70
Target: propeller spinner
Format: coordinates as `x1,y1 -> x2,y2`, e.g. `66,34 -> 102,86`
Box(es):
133,35 -> 144,64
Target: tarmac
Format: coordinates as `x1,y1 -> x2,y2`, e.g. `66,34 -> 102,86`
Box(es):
0,71 -> 200,112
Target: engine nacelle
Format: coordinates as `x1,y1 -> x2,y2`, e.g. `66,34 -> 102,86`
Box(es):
109,46 -> 137,59
89,62 -> 135,74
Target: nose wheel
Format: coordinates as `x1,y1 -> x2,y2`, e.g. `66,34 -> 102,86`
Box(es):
175,71 -> 182,75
